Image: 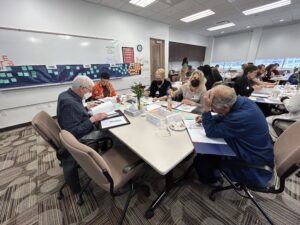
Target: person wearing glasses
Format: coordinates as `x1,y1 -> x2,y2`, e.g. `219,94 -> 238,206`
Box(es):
57,75 -> 107,141
92,72 -> 116,99
194,85 -> 273,188
173,70 -> 206,107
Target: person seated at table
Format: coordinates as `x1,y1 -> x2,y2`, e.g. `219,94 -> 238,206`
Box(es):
194,85 -> 274,188
287,68 -> 299,85
234,65 -> 264,97
266,91 -> 300,142
179,65 -> 189,81
256,64 -> 266,80
200,64 -> 223,90
145,68 -> 172,101
173,70 -> 206,107
57,75 -> 107,141
92,72 -> 116,99
262,64 -> 278,82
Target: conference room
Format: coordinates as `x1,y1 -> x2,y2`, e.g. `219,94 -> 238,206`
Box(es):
0,0 -> 300,225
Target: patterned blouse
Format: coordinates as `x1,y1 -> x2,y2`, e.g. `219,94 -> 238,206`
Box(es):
92,81 -> 116,99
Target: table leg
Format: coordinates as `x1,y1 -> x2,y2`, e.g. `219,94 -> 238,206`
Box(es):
144,164 -> 193,219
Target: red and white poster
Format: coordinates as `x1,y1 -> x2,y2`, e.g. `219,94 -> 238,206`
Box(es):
122,47 -> 134,64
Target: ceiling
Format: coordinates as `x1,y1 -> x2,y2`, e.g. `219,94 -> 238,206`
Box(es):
82,0 -> 300,37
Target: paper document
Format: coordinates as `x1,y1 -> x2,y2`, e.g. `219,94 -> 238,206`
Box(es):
89,101 -> 117,117
251,93 -> 269,98
176,104 -> 197,113
161,101 -> 182,109
146,104 -> 161,111
101,116 -> 128,129
184,120 -> 226,144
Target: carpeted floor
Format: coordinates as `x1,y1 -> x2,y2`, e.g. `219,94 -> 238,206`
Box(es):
0,126 -> 299,225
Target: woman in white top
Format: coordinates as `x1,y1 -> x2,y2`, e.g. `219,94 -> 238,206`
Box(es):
266,91 -> 300,141
173,70 -> 207,107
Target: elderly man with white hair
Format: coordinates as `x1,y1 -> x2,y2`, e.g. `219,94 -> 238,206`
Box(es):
57,75 -> 107,141
194,85 -> 274,188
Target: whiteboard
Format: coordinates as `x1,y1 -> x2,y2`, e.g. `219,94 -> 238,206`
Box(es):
0,27 -> 121,66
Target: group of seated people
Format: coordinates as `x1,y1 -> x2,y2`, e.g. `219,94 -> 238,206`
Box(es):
56,62 -> 299,191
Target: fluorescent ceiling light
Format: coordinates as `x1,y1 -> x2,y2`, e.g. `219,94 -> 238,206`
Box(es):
279,19 -> 284,22
180,10 -> 215,23
246,26 -> 251,28
80,42 -> 90,47
242,0 -> 291,15
28,37 -> 41,43
129,0 -> 157,7
207,23 -> 235,31
58,35 -> 71,40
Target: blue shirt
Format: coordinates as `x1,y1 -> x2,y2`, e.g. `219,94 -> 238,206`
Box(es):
57,88 -> 93,139
202,96 -> 274,187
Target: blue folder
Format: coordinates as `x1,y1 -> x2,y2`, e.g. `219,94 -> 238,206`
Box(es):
193,142 -> 236,157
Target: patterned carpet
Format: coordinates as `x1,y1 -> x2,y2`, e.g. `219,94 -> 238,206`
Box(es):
0,126 -> 299,225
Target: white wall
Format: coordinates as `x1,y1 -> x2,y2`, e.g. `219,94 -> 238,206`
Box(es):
0,0 -> 209,129
207,22 -> 300,64
0,0 -> 170,128
168,28 -> 209,70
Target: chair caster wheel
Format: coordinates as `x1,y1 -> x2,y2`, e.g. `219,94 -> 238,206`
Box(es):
77,198 -> 84,206
209,194 -> 216,201
57,192 -> 64,200
145,210 -> 154,219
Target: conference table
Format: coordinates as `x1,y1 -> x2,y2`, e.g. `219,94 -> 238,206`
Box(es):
108,101 -> 195,218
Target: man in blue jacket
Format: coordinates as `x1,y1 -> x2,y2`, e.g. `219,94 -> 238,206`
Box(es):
194,85 -> 274,188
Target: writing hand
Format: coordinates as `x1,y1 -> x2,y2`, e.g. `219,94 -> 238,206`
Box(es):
195,115 -> 202,124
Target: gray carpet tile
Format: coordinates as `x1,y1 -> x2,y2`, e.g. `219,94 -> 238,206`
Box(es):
0,126 -> 299,225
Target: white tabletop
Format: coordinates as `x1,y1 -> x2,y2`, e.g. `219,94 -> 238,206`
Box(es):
109,108 -> 194,175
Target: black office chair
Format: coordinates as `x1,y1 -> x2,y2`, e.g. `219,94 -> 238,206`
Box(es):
209,120 -> 300,225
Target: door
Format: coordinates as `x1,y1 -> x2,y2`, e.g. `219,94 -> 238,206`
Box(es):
150,38 -> 165,81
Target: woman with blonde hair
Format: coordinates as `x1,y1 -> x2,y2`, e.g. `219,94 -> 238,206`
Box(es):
173,70 -> 206,106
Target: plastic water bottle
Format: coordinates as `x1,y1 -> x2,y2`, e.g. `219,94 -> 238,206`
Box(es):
167,95 -> 172,111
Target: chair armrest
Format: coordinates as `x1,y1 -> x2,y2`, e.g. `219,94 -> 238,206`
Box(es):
123,159 -> 144,174
221,160 -> 273,173
272,118 -> 296,136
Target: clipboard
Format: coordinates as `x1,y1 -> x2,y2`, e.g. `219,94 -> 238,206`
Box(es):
98,110 -> 130,129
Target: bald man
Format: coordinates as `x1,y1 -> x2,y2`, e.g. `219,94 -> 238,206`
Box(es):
194,85 -> 274,188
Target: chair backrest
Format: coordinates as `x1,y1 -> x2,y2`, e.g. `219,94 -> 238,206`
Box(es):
274,120 -> 300,178
32,111 -> 61,151
59,130 -> 112,192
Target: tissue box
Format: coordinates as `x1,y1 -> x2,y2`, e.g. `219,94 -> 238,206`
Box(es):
146,108 -> 182,126
124,108 -> 141,117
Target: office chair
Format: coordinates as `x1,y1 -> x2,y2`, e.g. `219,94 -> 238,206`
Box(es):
272,118 -> 296,137
209,120 -> 300,225
59,130 -> 148,225
32,111 -> 113,201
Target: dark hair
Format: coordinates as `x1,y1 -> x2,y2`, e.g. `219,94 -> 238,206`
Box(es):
244,65 -> 258,75
274,63 -> 279,66
182,57 -> 188,66
100,72 -> 110,79
247,62 -> 254,65
258,64 -> 265,70
241,63 -> 248,70
265,64 -> 275,72
215,64 -> 219,68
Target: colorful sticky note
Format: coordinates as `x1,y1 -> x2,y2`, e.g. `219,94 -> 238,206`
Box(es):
0,73 -> 6,77
94,66 -> 97,69
17,72 -> 23,77
70,72 -> 74,76
66,66 -> 71,70
76,66 -> 80,70
54,71 -> 59,75
5,66 -> 12,71
184,115 -> 195,120
27,66 -> 33,70
87,71 -> 90,75
22,66 -> 27,71
0,80 -> 3,83
7,73 -> 13,78
48,70 -> 53,73
94,75 -> 97,78
24,72 -> 29,77
4,79 -> 10,84
11,78 -> 17,82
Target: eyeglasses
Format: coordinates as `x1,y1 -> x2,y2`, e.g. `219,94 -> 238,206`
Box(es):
82,86 -> 92,92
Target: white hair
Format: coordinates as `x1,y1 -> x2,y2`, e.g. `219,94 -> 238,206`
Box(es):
212,85 -> 237,109
72,75 -> 94,89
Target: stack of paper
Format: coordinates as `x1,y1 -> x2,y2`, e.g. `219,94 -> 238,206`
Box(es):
89,101 -> 118,117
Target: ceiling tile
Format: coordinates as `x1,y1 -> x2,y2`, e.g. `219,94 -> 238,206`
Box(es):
100,0 -> 126,9
146,2 -> 171,12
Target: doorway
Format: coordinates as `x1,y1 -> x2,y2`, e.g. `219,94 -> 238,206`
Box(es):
150,38 -> 165,81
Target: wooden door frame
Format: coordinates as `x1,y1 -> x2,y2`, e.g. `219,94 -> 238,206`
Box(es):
150,38 -> 165,81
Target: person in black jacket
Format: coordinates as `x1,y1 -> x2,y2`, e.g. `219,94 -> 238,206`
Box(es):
234,65 -> 262,97
145,68 -> 172,101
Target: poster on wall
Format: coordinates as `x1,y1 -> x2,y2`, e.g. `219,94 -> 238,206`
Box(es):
122,47 -> 134,64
